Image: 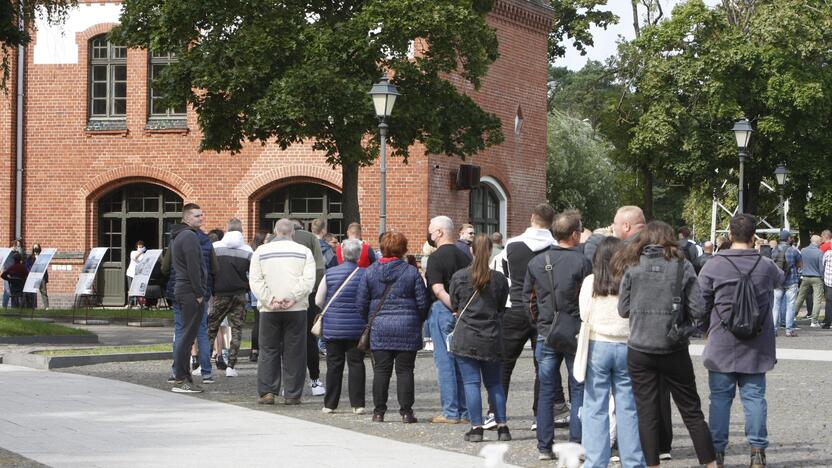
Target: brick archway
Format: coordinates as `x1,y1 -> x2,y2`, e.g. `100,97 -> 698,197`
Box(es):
81,165 -> 194,251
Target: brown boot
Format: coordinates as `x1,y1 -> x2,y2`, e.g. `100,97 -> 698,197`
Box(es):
750,448 -> 766,467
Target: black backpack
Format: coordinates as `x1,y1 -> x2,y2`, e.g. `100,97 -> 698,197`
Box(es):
718,254 -> 764,339
679,240 -> 698,263
773,245 -> 788,272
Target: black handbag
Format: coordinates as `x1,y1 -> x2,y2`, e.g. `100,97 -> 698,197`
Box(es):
666,257 -> 699,343
542,252 -> 580,355
357,283 -> 394,352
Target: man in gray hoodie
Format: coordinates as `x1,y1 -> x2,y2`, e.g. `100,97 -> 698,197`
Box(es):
171,203 -> 208,393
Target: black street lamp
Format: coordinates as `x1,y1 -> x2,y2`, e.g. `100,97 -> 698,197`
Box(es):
368,76 -> 400,235
732,118 -> 753,214
774,164 -> 788,229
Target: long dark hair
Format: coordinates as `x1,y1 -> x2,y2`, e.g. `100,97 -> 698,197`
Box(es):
470,234 -> 493,292
612,221 -> 681,280
592,236 -> 623,297
251,230 -> 268,250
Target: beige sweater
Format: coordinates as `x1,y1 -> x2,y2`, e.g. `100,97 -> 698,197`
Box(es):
249,239 -> 316,312
578,274 -> 630,343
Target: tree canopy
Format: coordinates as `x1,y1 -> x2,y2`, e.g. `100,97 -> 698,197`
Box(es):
113,0 -> 504,224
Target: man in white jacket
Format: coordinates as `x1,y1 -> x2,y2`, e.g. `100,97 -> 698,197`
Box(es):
249,218 -> 316,405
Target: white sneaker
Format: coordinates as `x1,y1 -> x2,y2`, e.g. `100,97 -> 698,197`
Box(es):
659,452 -> 672,461
322,407 -> 335,414
811,321 -> 821,328
191,366 -> 201,376
530,422 -> 537,431
310,379 -> 326,396
352,407 -> 366,414
482,413 -> 498,430
225,367 -> 238,377
424,339 -> 434,351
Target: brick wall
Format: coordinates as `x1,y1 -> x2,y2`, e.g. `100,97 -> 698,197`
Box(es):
11,0 -> 552,303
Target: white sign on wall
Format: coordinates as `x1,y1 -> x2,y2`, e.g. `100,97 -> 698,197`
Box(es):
74,247 -> 109,295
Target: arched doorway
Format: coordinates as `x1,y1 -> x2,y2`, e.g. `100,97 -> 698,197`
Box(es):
469,183 -> 501,235
259,183 -> 344,238
97,183 -> 183,305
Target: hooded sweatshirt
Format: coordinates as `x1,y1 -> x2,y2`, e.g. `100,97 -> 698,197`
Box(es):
213,230 -> 253,296
171,225 -> 206,299
493,227 -> 556,310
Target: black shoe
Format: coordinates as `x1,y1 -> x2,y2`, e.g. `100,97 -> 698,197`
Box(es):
497,425 -> 512,441
191,356 -> 200,371
215,356 -> 228,371
401,412 -> 418,424
464,426 -> 484,442
249,351 -> 259,363
372,413 -> 384,423
822,324 -> 831,329
716,451 -> 725,468
284,397 -> 301,405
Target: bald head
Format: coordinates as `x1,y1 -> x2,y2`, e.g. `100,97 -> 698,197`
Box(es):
703,241 -> 714,254
613,206 -> 646,240
811,235 -> 822,246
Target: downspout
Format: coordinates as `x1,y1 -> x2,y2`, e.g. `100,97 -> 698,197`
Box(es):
14,2 -> 25,239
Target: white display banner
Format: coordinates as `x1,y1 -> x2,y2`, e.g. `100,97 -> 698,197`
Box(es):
0,248 -> 12,269
23,249 -> 57,293
74,247 -> 109,295
127,249 -> 163,297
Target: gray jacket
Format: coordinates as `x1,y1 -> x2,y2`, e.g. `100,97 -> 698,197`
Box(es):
698,249 -> 783,374
618,245 -> 704,354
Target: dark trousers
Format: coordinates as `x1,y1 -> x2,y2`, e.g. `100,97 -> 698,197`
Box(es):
495,311 -> 543,414
824,285 -> 832,327
659,376 -> 674,453
173,293 -> 203,381
257,311 -> 307,398
628,347 -> 716,466
372,350 -> 417,416
250,308 -> 259,351
306,298 -> 321,380
324,339 -> 366,409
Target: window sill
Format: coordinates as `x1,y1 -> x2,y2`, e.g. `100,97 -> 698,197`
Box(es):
144,127 -> 190,136
145,118 -> 188,134
86,119 -> 128,136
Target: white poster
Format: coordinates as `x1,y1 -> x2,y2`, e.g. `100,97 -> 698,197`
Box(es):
127,249 -> 163,297
74,247 -> 109,295
0,248 -> 12,269
23,248 -> 57,293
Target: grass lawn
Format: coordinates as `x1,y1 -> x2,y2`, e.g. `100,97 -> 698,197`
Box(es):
36,340 -> 253,356
0,317 -> 94,337
0,308 -> 256,323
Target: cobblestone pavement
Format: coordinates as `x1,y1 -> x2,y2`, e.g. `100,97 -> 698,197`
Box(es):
59,325 -> 832,468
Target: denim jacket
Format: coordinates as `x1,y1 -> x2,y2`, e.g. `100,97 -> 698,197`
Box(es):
618,245 -> 704,354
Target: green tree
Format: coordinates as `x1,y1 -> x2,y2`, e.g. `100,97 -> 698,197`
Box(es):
548,0 -> 617,59
547,109 -> 621,229
1,0 -> 76,87
112,0 -> 504,225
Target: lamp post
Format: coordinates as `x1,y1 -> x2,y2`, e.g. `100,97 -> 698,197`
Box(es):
774,164 -> 788,229
732,118 -> 753,214
368,76 -> 399,235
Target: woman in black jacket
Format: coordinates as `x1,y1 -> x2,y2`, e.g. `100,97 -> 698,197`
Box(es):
614,221 -> 717,468
449,234 -> 510,442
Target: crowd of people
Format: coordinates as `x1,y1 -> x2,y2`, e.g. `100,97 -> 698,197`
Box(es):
1,239 -> 49,309
42,199 -> 829,468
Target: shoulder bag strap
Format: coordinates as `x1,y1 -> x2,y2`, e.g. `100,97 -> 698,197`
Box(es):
451,290 -> 478,335
367,282 -> 394,327
544,252 -> 558,315
672,257 -> 685,324
320,268 -> 360,317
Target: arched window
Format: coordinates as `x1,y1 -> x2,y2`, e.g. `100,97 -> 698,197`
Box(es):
148,51 -> 187,120
469,177 -> 508,235
259,183 -> 344,238
89,35 -> 127,120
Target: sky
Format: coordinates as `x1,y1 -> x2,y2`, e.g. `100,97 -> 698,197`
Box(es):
556,0 -> 720,70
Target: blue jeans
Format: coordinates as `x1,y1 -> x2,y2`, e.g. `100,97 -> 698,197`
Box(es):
456,356 -> 506,427
772,284 -> 798,332
582,341 -> 645,468
427,301 -> 468,420
2,280 -> 9,307
709,371 -> 768,452
536,338 -> 583,451
170,299 -> 212,377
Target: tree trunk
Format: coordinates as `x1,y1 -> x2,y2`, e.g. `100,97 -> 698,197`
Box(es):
641,165 -> 654,220
341,161 -> 360,226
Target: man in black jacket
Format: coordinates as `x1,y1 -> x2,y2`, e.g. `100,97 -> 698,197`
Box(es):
523,210 -> 592,460
171,203 -> 208,393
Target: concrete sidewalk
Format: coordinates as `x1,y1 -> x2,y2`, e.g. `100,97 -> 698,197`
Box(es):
0,365 -> 504,468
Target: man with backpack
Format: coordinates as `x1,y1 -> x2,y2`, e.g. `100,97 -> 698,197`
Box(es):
678,226 -> 701,264
699,214 -> 784,468
770,230 -> 802,336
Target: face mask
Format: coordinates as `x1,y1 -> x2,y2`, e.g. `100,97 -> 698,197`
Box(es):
139,247 -> 146,253
427,231 -> 437,248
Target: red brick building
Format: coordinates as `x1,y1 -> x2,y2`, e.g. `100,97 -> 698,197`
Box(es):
1,0 -> 552,306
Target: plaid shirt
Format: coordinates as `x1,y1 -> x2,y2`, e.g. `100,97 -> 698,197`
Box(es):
824,250 -> 832,287
771,242 -> 801,287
